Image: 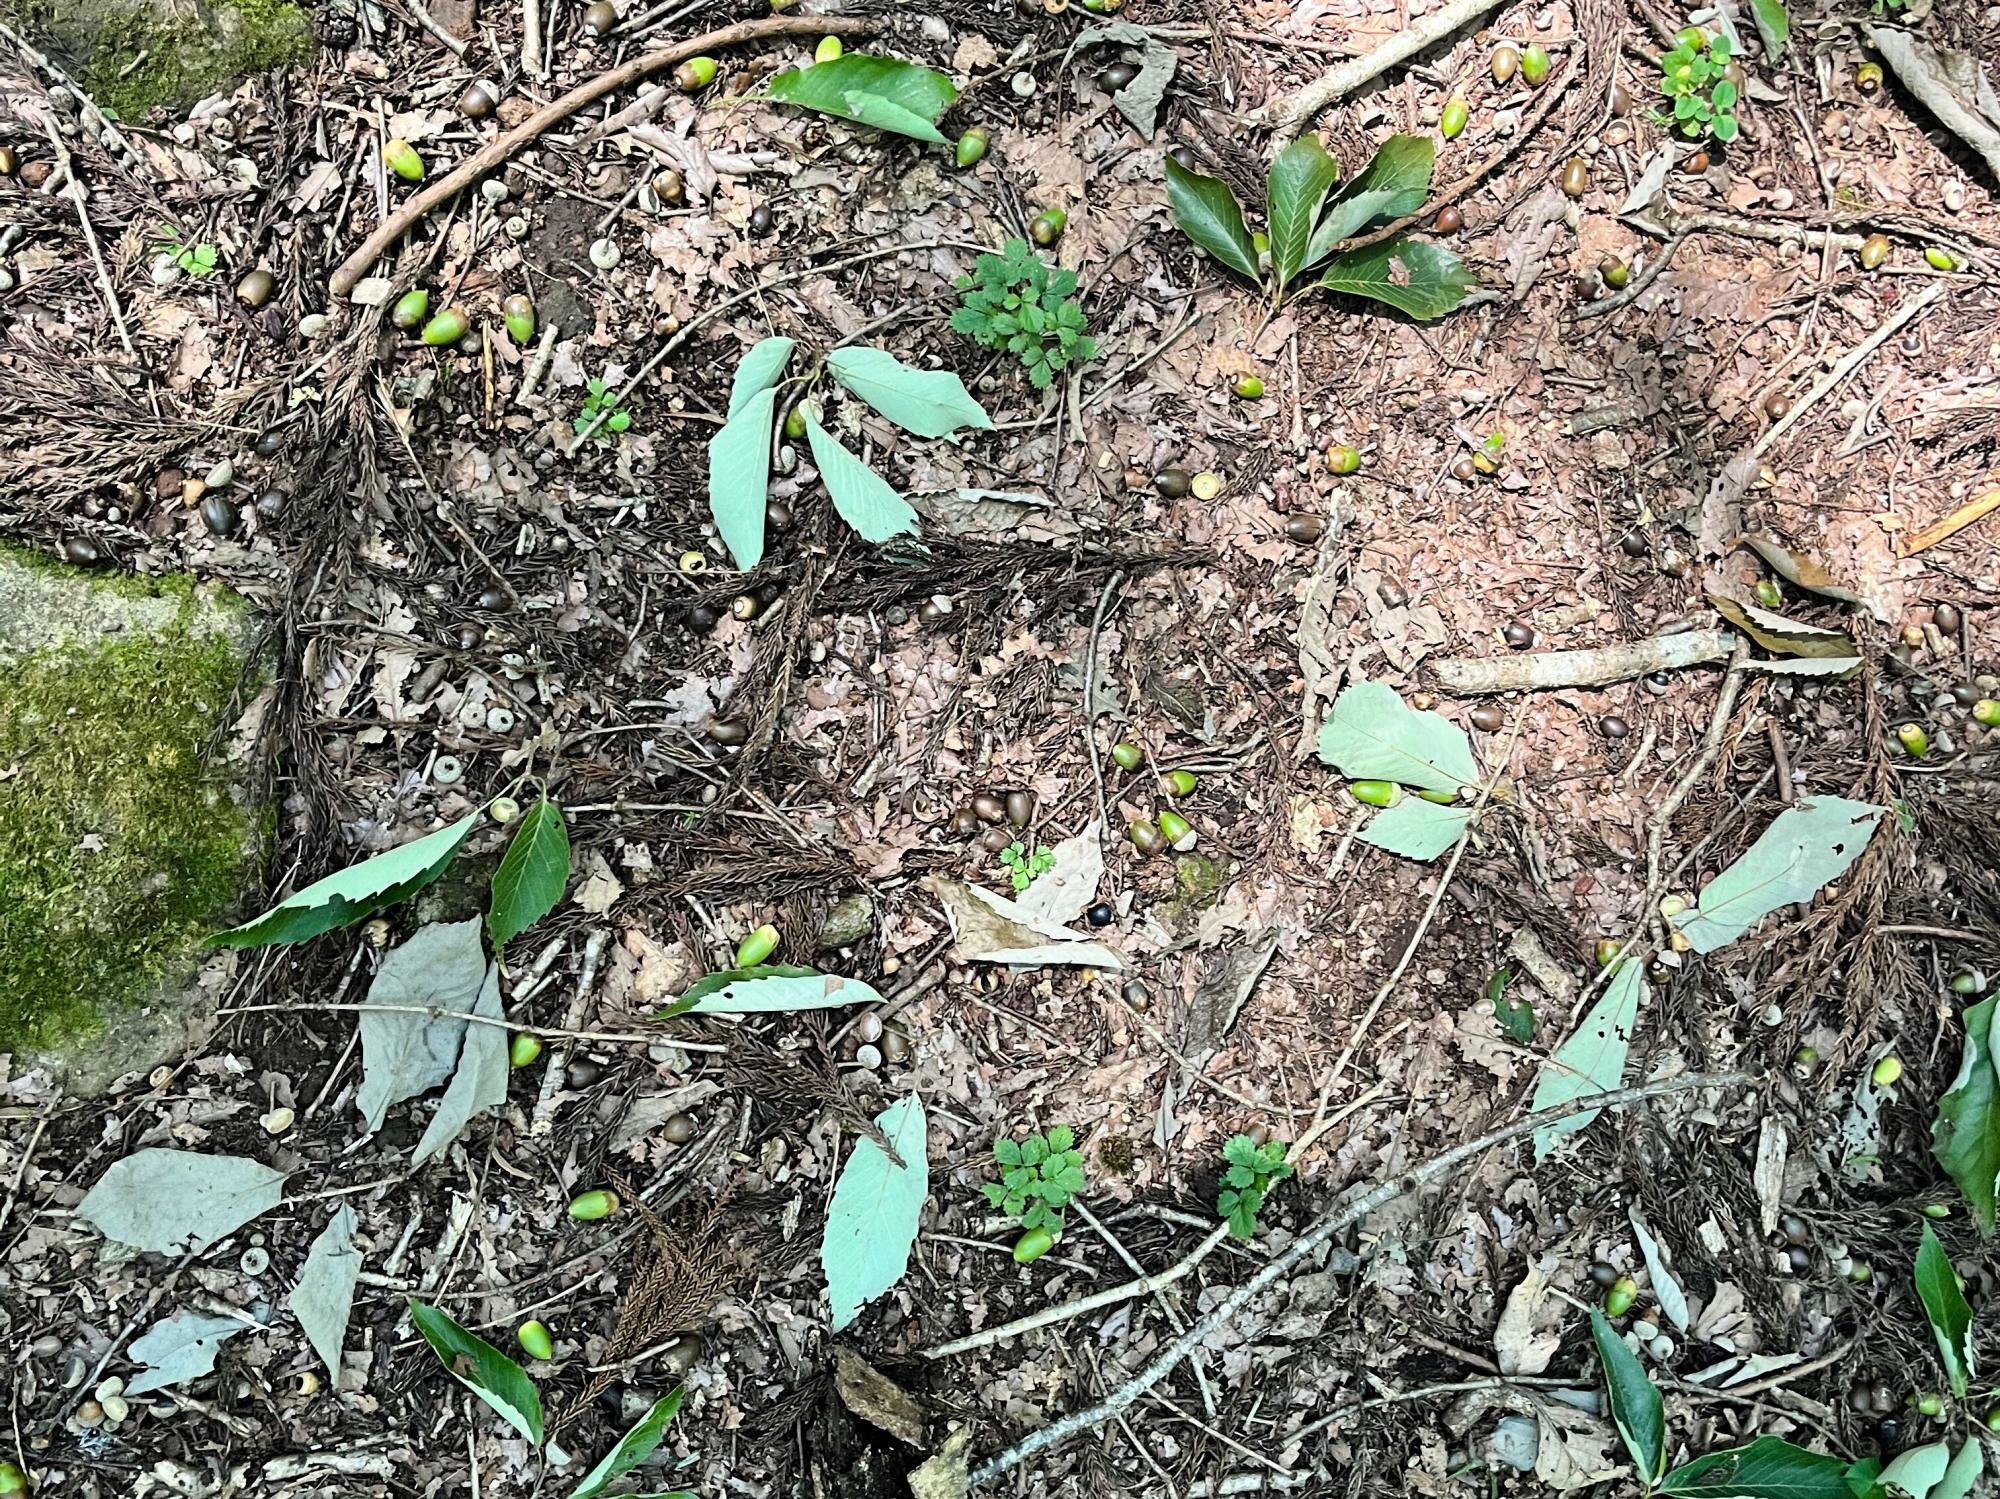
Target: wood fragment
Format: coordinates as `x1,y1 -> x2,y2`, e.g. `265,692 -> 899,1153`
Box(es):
1903,486 -> 2000,556
329,15 -> 876,296
1431,630 -> 1736,694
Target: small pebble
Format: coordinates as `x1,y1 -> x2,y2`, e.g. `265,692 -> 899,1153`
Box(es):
94,1377 -> 124,1401
75,1400 -> 104,1429
205,460 -> 234,489
1648,1335 -> 1676,1361
854,1043 -> 883,1070
1633,1318 -> 1660,1341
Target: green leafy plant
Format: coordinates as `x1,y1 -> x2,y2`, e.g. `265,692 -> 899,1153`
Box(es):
1217,1133 -> 1293,1239
153,225 -> 218,277
1656,29 -> 1739,142
1487,967 -> 1536,1042
1587,1297 -> 1985,1498
1933,992 -> 1998,1234
985,1125 -> 1086,1239
950,238 -> 1098,390
766,54 -> 957,144
996,840 -> 1055,892
1166,135 -> 1474,320
573,377 -> 633,442
707,337 -> 992,569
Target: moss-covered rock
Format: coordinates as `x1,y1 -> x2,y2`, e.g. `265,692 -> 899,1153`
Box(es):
15,0 -> 315,120
0,549 -> 261,1089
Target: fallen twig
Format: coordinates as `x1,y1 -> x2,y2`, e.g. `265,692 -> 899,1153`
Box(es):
1755,281 -> 1947,458
329,15 -> 875,296
1903,485 -> 2000,557
406,0 -> 469,55
1255,0 -> 1510,137
1432,629 -> 1736,693
1576,229 -> 1689,320
1644,644 -> 1748,945
964,1069 -> 1758,1486
1082,571 -> 1124,857
1075,1201 -> 1218,1417
40,121 -> 139,366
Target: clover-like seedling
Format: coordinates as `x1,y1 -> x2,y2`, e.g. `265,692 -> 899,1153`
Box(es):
573,376 -> 634,441
985,1125 -> 1086,1260
1218,1133 -> 1293,1239
996,840 -> 1056,892
950,237 -> 1097,391
1656,29 -> 1739,142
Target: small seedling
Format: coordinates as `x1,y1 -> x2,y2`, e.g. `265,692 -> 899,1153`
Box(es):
153,224 -> 219,277
950,237 -> 1097,390
574,376 -> 633,441
1656,29 -> 1739,142
1488,967 -> 1536,1042
985,1125 -> 1086,1260
1218,1133 -> 1293,1239
996,840 -> 1055,892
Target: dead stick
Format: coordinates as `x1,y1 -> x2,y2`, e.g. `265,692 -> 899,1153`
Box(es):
965,1069 -> 1758,1486
1255,0 -> 1509,136
1432,629 -> 1736,694
328,14 -> 875,296
1754,281 -> 1946,458
1903,485 -> 2000,557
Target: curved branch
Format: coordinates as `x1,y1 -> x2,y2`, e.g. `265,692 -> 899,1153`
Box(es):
328,15 -> 877,296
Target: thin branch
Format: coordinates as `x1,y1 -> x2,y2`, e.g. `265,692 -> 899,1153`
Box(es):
1754,281 -> 1946,458
964,1069 -> 1758,1486
1255,0 -> 1510,136
329,15 -> 877,295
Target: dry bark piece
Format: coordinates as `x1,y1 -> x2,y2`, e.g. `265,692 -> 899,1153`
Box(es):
833,1348 -> 927,1445
1432,630 -> 1735,693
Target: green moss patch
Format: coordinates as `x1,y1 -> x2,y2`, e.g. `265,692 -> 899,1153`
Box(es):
19,0 -> 316,119
0,571 -> 256,1054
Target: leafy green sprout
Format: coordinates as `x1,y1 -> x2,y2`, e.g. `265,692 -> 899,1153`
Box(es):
153,225 -> 219,277
1218,1133 -> 1293,1239
949,237 -> 1097,391
996,841 -> 1055,892
985,1126 -> 1086,1238
573,377 -> 633,441
1657,30 -> 1739,142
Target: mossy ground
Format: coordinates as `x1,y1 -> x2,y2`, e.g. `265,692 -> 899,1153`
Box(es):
0,578 -> 256,1053
16,0 -> 315,119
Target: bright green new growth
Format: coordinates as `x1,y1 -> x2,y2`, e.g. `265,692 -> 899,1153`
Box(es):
996,841 -> 1055,892
573,377 -> 633,441
0,568 -> 255,1051
1218,1133 -> 1292,1238
986,1125 -> 1086,1238
1657,31 -> 1739,142
153,225 -> 219,277
949,237 -> 1098,390
1165,134 -> 1474,320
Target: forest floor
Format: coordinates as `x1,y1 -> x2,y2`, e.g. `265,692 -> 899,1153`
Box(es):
3,0 -> 2000,1495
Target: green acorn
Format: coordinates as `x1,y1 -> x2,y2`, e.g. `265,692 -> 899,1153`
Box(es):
1013,1225 -> 1054,1263
1348,780 -> 1399,807
509,1033 -> 543,1068
391,288 -> 431,330
567,1189 -> 620,1220
502,294 -> 536,344
421,307 -> 469,346
1440,99 -> 1469,139
1604,1277 -> 1638,1316
384,138 -> 425,182
1031,207 -> 1067,246
1157,809 -> 1193,846
955,128 -> 990,169
1163,769 -> 1198,797
815,35 -> 843,63
1111,741 -> 1143,771
735,923 -> 780,968
517,1320 -> 554,1360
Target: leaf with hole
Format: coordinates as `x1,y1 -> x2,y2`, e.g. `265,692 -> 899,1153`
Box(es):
1914,1222 -> 1973,1397
822,1094 -> 929,1330
1932,995 -> 2000,1235
1317,680 -> 1479,795
826,348 -> 992,439
127,1309 -> 253,1395
804,410 -> 921,543
1266,135 -> 1341,290
1356,796 -> 1473,861
1673,796 -> 1886,953
488,797 -> 570,948
1530,962 -> 1643,1159
77,1148 -> 287,1255
766,54 -> 957,142
1658,1436 -> 1858,1498
1306,134 -> 1435,268
410,1300 -> 545,1445
1589,1309 -> 1665,1481
1075,21 -> 1176,137
1165,155 -> 1260,282
569,1389 -> 686,1499
707,386 -> 776,570
1318,238 -> 1477,321
209,810 -> 479,947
